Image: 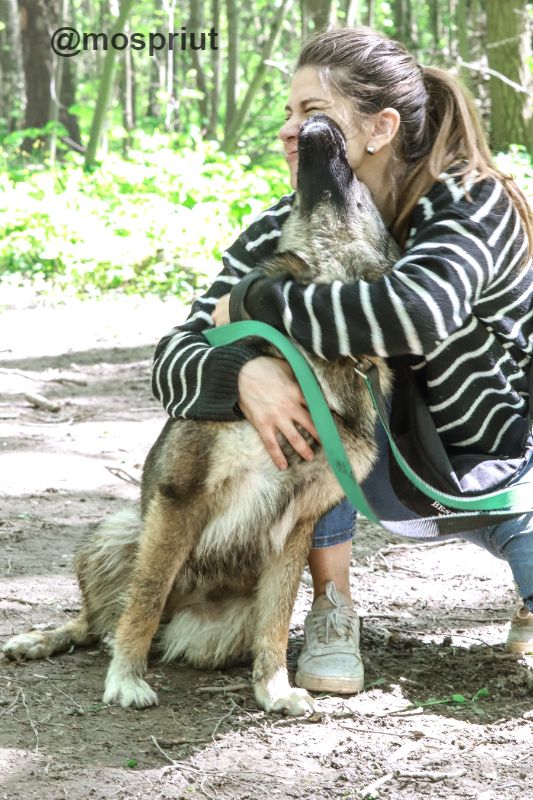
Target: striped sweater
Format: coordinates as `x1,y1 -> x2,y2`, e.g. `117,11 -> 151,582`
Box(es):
152,172 -> 533,459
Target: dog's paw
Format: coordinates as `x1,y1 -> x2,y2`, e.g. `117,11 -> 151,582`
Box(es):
254,669 -> 315,716
103,659 -> 158,708
3,632 -> 53,661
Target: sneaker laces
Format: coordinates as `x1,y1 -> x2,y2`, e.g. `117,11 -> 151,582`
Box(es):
316,581 -> 358,644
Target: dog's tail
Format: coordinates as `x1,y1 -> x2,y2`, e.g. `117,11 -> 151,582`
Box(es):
75,506 -> 141,637
159,596 -> 254,668
3,507 -> 141,662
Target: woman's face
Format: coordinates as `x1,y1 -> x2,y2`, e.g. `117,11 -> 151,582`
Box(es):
279,66 -> 372,190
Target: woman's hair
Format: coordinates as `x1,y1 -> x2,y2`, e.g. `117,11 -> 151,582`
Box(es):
297,27 -> 532,258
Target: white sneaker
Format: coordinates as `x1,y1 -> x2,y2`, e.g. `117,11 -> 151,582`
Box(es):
505,604 -> 533,654
295,581 -> 364,694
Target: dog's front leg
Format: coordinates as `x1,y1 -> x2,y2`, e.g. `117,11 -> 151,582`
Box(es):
103,489 -> 207,708
252,517 -> 315,716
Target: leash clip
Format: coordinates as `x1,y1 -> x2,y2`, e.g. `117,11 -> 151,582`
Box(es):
348,354 -> 373,379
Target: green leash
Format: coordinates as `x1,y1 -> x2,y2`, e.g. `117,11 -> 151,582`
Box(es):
204,322 -> 533,520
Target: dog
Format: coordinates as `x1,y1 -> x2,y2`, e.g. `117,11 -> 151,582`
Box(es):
3,114 -> 400,715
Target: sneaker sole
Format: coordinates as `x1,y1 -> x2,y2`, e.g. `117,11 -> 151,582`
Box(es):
295,670 -> 365,694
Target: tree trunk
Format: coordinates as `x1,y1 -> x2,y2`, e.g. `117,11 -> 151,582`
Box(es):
447,0 -> 456,59
48,0 -> 68,164
207,0 -> 221,139
163,0 -> 176,130
60,56 -> 82,145
456,0 -> 471,90
485,0 -> 532,155
120,24 -> 135,135
225,0 -> 238,139
84,0 -> 135,169
223,0 -> 293,153
345,0 -> 359,26
305,0 -> 334,32
1,0 -> 26,131
430,0 -> 440,58
19,0 -> 57,150
366,0 -> 374,26
189,0 -> 209,130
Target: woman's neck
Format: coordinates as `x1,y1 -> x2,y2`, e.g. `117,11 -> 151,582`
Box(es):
357,147 -> 404,227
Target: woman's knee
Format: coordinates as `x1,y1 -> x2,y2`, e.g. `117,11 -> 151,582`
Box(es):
311,499 -> 357,549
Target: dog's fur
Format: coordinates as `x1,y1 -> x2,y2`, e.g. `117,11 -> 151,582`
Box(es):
3,115 -> 400,715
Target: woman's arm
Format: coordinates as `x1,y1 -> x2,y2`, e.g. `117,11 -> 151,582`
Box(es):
152,194 -> 294,420
236,176 -> 527,361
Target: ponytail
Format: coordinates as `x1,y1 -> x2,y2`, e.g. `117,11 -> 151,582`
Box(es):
392,66 -> 533,260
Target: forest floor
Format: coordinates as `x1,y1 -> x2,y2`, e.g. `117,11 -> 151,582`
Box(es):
0,290 -> 532,800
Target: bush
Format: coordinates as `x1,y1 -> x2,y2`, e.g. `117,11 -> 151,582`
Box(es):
0,131 -> 289,301
1,137 -> 531,302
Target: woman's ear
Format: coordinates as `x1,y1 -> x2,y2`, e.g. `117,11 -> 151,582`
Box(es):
366,108 -> 401,153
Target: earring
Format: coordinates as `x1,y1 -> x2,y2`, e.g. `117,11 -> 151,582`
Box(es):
366,144 -> 376,154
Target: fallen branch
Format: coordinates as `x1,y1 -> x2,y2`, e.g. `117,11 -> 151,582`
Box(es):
396,768 -> 466,782
24,392 -> 61,413
21,690 -> 39,753
196,682 -> 250,694
0,367 -> 88,385
357,772 -> 394,798
105,466 -> 141,486
0,688 -> 22,719
210,698 -> 239,739
357,767 -> 466,797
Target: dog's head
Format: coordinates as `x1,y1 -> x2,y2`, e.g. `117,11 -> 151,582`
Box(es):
281,113 -> 398,284
295,113 -> 358,218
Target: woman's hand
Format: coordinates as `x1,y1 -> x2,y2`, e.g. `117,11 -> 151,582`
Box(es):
237,356 -> 320,470
212,293 -> 231,327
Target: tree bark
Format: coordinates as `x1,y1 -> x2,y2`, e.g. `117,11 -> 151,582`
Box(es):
345,0 -> 359,26
304,0 -> 334,33
19,0 -> 56,150
225,0 -> 238,140
430,0 -> 440,58
366,0 -> 374,27
207,0 -> 221,139
1,0 -> 26,130
485,0 -> 532,155
456,0 -> 472,90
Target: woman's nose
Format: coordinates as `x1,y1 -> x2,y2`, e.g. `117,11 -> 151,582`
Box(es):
279,116 -> 300,143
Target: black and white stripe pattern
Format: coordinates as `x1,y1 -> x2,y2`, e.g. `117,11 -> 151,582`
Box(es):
152,174 -> 532,457
151,195 -> 294,420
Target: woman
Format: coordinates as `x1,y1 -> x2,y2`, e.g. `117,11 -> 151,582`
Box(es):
152,27 -> 533,694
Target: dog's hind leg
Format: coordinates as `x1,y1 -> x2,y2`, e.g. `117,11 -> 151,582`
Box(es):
103,488 -> 209,708
3,605 -> 96,661
252,517 -> 316,716
3,507 -> 141,662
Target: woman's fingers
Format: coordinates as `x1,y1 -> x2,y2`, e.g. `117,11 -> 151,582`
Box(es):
237,355 -> 321,469
212,293 -> 231,327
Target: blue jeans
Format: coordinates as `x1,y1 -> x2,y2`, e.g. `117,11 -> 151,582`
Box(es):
311,428 -> 533,612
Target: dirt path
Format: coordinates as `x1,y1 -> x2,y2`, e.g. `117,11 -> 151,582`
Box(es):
1,291 -> 532,800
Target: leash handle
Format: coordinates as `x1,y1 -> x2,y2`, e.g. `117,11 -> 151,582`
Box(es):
204,322 -> 532,517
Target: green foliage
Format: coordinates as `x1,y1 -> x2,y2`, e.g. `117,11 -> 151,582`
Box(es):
398,687 -> 490,712
494,145 -> 533,196
0,140 -> 530,302
0,132 -> 289,301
